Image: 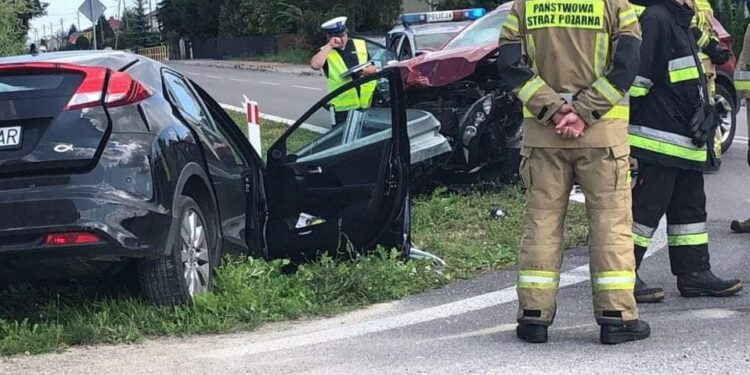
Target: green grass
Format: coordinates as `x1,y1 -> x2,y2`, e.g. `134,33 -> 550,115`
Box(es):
0,111 -> 588,356
229,48 -> 310,66
226,111 -> 317,156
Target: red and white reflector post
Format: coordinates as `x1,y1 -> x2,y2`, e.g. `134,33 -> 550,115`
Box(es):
243,95 -> 262,155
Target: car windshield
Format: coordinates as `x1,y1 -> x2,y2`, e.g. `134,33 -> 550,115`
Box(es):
442,10 -> 508,50
415,32 -> 459,50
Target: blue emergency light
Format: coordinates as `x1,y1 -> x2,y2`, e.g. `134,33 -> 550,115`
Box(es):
400,8 -> 486,25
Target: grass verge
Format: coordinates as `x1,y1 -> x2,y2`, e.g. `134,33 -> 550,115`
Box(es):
0,111 -> 588,356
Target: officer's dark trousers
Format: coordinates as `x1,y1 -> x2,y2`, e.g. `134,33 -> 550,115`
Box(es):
632,162 -> 711,276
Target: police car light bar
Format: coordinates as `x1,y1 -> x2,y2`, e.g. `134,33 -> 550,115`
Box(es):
400,8 -> 486,25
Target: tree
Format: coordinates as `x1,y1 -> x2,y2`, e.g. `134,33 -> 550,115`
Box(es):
68,23 -> 78,36
0,2 -> 25,56
436,0 -> 509,11
75,35 -> 91,50
97,15 -> 116,48
159,0 -> 221,41
122,0 -> 160,49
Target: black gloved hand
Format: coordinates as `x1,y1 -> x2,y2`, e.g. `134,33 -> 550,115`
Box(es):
705,39 -> 731,65
689,103 -> 719,147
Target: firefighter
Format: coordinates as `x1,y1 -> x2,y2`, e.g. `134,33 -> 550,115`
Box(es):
628,0 -> 742,304
730,23 -> 750,234
499,0 -> 650,344
310,17 -> 377,124
630,2 -> 730,172
691,0 -> 731,172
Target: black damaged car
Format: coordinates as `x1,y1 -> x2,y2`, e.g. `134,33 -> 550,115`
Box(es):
0,51 -> 411,305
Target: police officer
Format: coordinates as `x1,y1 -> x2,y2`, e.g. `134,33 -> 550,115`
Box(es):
310,17 -> 377,124
499,0 -> 650,344
730,23 -> 750,233
628,0 -> 742,304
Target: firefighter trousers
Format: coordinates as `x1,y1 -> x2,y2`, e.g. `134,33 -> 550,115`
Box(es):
632,162 -> 711,275
517,146 -> 639,326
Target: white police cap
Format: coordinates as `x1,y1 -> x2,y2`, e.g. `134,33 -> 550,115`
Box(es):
321,16 -> 348,34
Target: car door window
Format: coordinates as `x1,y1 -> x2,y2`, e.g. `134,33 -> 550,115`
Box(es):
364,39 -> 397,69
277,72 -> 397,163
163,72 -> 211,128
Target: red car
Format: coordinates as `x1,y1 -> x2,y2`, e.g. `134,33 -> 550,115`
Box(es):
370,4 -> 738,187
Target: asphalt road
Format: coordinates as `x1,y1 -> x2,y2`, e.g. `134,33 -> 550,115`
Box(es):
170,62 -> 327,121
2,66 -> 750,374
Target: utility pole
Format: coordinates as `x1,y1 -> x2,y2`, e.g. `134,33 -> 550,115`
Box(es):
77,12 -> 81,31
115,0 -> 122,49
90,0 -> 98,50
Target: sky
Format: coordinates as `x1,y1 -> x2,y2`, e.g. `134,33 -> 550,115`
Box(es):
27,0 -> 159,43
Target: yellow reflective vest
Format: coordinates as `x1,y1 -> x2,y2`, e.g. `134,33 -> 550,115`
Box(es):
325,39 -> 376,112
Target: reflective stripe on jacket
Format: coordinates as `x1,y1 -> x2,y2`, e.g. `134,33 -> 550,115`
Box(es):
326,39 -> 376,111
498,0 -> 642,148
628,1 -> 708,171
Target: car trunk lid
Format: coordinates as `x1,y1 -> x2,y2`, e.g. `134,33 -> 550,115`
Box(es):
0,63 -> 150,176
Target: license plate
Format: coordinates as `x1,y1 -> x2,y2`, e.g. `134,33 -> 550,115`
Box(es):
0,126 -> 22,149
427,11 -> 453,23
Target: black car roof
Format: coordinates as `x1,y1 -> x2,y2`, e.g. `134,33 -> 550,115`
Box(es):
0,50 -> 144,72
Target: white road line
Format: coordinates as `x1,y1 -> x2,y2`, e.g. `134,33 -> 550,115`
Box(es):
259,81 -> 280,86
220,103 -> 327,133
186,72 -> 201,76
200,214 -> 668,359
205,75 -> 224,79
292,85 -> 323,91
230,78 -> 250,82
737,136 -> 748,142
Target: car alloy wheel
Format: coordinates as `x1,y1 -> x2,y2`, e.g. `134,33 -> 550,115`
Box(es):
180,208 -> 210,296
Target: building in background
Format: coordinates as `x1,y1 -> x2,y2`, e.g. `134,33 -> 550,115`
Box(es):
146,9 -> 160,33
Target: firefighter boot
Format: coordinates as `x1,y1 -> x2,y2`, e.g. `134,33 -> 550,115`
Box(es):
516,324 -> 548,344
634,274 -> 665,303
730,218 -> 750,233
677,270 -> 743,297
600,320 -> 651,345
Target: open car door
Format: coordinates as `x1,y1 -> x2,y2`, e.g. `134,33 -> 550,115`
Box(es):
263,69 -> 410,261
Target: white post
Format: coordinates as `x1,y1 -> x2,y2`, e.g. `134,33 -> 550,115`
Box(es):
244,95 -> 262,156
90,0 -> 98,50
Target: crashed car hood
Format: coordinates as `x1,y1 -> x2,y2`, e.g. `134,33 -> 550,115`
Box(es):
392,42 -> 498,89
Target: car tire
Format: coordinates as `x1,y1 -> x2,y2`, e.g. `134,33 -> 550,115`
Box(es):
716,83 -> 737,153
138,195 -> 219,305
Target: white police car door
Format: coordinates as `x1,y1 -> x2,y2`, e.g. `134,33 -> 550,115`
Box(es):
263,68 -> 410,261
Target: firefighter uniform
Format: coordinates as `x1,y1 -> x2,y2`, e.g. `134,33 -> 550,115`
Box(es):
628,0 -> 742,298
691,0 -> 728,170
499,0 -> 647,338
632,0 -> 728,170
730,24 -> 750,233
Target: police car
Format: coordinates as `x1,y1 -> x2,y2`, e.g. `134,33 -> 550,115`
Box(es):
386,8 -> 486,61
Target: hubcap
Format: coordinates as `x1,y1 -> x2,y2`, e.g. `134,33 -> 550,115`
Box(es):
180,209 -> 210,296
716,96 -> 733,144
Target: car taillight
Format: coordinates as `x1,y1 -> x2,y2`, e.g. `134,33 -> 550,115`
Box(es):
104,70 -> 152,108
65,68 -> 152,111
44,232 -> 102,246
64,66 -> 108,111
0,62 -> 152,111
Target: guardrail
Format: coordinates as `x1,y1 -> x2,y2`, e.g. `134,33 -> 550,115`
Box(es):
137,45 -> 169,61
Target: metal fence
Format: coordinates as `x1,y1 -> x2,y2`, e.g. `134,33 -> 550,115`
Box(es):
137,45 -> 170,61
189,35 -> 280,60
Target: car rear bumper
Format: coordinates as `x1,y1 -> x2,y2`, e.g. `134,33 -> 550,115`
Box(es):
0,189 -> 173,260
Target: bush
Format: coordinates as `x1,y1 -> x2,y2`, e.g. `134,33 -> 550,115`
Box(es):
0,2 -> 25,56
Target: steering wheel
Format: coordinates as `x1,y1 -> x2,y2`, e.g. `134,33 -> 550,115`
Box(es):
339,61 -> 375,79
